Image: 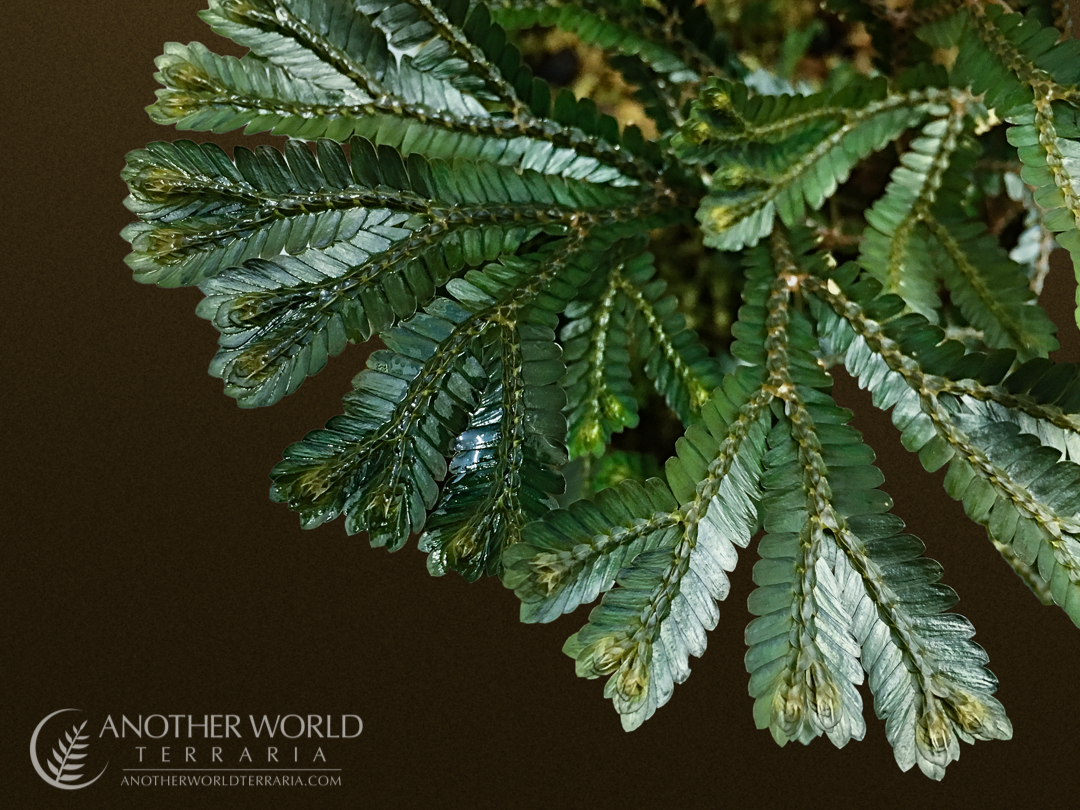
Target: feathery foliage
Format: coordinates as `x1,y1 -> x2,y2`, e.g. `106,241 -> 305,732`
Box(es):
125,0 -> 1080,779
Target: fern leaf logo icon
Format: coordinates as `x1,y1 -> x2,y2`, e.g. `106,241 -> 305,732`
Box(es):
30,709 -> 108,789
49,720 -> 88,783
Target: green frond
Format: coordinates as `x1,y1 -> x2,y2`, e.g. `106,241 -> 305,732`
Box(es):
747,405 -> 869,752
750,390 -> 1011,778
269,298 -> 485,545
419,283 -> 572,580
504,231 -> 835,728
743,230 -> 1012,778
151,34 -> 634,185
564,368 -> 771,730
490,0 -> 732,83
504,363 -> 772,726
560,248 -> 723,457
124,136 -> 671,405
503,475 -> 682,623
179,0 -> 665,183
1008,108 -> 1080,323
676,77 -> 943,250
355,0 -> 521,102
858,101 -> 1058,357
620,255 -> 725,426
945,4 -> 1080,116
927,216 -> 1058,359
270,235 -> 597,554
809,264 -> 1080,626
123,136 -> 589,288
147,41 -> 366,140
841,509 -> 1011,779
859,110 -> 966,320
562,257 -> 641,459
742,232 -> 866,752
932,4 -> 1080,322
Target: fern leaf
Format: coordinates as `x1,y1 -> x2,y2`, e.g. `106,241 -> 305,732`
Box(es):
838,509 -> 1011,779
503,362 -> 772,721
562,258 -> 641,459
150,36 -> 635,184
676,77 -> 942,250
418,260 -> 577,579
858,101 -> 1057,358
148,42 -> 360,139
738,232 -> 866,751
750,389 -> 1011,778
503,473 -> 682,623
746,230 -> 1011,778
926,216 -> 1058,358
1008,107 -> 1080,321
271,236 -> 594,553
490,0 -> 731,83
560,366 -> 771,730
859,110 -> 965,319
177,0 -> 664,183
810,264 -> 1080,626
125,136 -> 673,406
747,410 -> 868,751
938,4 -> 1080,322
561,248 -> 722,457
356,0 -> 524,103
621,254 -> 725,426
123,136 -> 642,289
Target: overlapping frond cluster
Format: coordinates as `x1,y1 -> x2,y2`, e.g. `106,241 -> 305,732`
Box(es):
124,0 -> 1080,780
920,0 -> 1080,320
124,0 -> 707,581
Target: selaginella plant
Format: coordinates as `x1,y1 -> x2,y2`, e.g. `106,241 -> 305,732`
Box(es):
122,0 -> 1080,779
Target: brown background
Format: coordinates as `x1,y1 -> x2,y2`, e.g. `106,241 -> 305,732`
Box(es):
3,1 -> 1079,807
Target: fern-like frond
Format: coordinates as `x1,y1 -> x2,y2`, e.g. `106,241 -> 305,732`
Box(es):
152,36 -> 630,184
418,298 -> 570,581
926,215 -> 1059,358
124,136 -> 676,406
743,229 -> 1012,779
270,235 -> 597,555
148,0 -> 664,183
356,0 -> 524,103
925,4 -> 1080,320
562,258 -> 640,459
620,255 -> 724,426
750,381 -> 1011,778
809,263 -> 1080,626
123,136 -> 644,288
675,77 -> 944,250
490,0 -> 731,83
559,364 -> 771,730
858,97 -> 1057,358
859,108 -> 966,319
560,248 -> 723,456
504,360 -> 771,727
